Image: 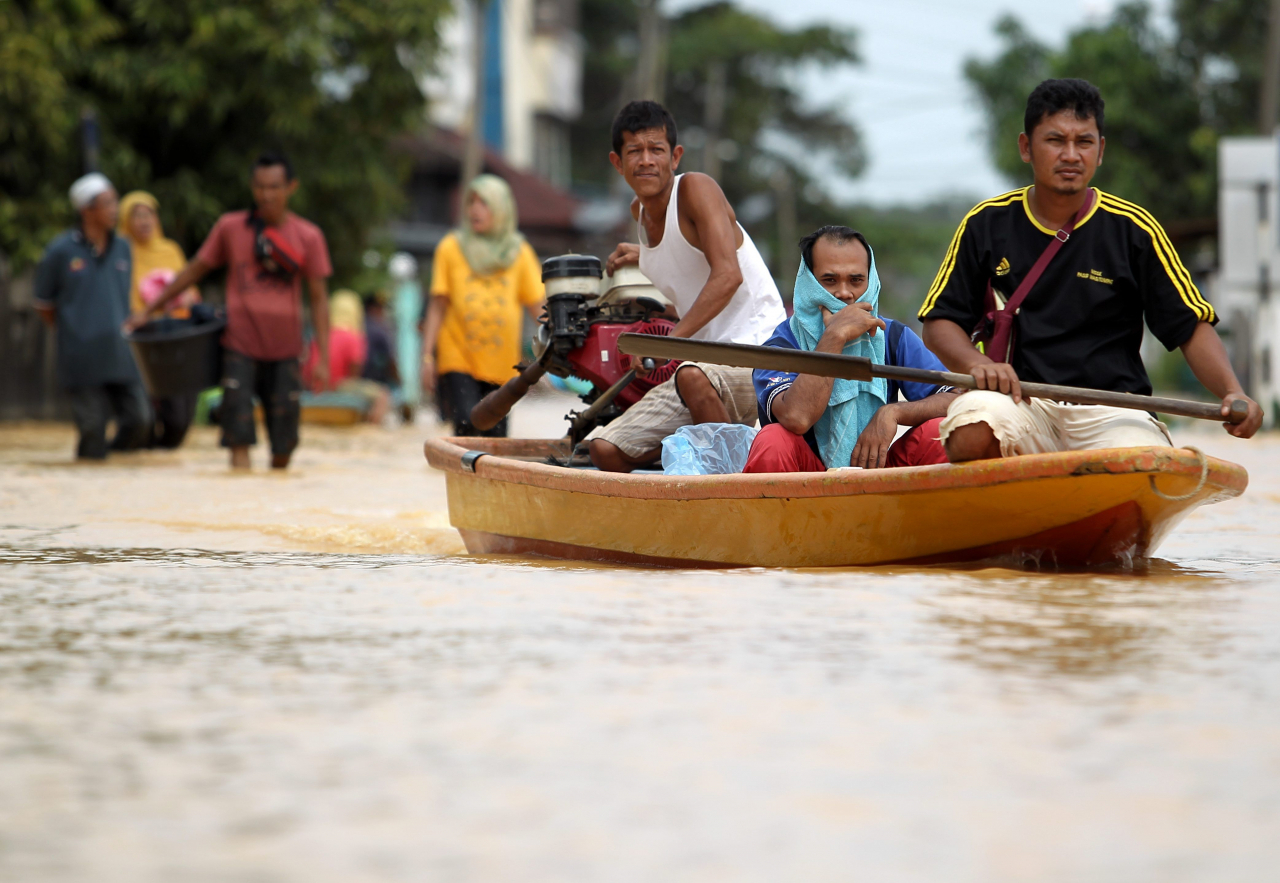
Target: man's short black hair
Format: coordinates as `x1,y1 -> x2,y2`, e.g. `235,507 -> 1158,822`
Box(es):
252,150 -> 295,181
799,225 -> 871,273
1024,78 -> 1105,138
611,100 -> 678,155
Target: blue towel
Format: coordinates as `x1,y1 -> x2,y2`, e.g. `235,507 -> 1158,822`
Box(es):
788,250 -> 888,468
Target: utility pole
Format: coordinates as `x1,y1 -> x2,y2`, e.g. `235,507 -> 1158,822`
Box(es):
80,107 -> 100,173
462,0 -> 491,187
1261,0 -> 1280,132
634,0 -> 667,102
702,62 -> 728,179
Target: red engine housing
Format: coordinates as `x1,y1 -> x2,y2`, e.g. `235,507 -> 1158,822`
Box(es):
565,319 -> 678,408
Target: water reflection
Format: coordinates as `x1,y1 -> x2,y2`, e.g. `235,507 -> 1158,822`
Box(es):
924,565 -> 1231,677
0,543 -> 461,569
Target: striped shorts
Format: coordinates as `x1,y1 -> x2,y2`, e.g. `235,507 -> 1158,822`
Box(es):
588,363 -> 759,459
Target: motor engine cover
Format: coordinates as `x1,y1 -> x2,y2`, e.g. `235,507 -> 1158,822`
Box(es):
566,319 -> 678,408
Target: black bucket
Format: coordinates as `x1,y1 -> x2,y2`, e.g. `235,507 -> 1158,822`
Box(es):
126,316 -> 226,398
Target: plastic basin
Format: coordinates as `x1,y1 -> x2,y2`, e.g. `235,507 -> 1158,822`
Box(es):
126,318 -> 226,398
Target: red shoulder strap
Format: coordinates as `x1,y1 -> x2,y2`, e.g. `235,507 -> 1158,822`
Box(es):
1002,187 -> 1096,316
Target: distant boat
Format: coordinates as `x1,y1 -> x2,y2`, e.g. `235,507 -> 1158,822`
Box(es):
425,438 -> 1246,568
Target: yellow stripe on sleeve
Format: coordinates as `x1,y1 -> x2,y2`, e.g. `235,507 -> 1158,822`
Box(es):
1101,193 -> 1213,317
919,189 -> 1025,318
1098,194 -> 1216,322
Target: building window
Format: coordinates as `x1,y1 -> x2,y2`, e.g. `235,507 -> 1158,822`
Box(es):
535,0 -> 577,34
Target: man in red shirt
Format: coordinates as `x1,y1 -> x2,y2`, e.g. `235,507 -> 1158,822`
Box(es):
135,152 -> 332,470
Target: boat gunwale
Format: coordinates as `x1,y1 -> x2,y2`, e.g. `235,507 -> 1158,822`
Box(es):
424,436 -> 1248,502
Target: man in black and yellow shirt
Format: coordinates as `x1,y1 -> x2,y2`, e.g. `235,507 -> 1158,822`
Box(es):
920,78 -> 1261,461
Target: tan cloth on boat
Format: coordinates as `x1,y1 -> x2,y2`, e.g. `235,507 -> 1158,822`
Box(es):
589,362 -> 758,459
938,390 -> 1172,456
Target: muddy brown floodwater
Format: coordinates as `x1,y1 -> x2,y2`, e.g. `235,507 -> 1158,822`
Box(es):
1,392 -> 1278,882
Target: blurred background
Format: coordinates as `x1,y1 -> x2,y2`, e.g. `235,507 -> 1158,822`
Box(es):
4,0 -> 1280,421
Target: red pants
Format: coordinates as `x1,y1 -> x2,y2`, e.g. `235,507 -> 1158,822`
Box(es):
742,418 -> 948,473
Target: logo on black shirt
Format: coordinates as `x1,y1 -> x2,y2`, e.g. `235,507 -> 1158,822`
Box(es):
1076,268 -> 1114,285
995,257 -> 1010,276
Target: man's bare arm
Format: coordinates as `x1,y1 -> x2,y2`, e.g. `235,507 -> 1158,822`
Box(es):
308,276 -> 331,390
669,174 -> 742,339
1179,321 -> 1263,438
849,391 -> 959,469
127,258 -> 213,327
884,391 -> 958,427
922,317 -> 1023,403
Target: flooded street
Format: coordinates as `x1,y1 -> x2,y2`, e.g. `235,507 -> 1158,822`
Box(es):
2,395 -> 1278,882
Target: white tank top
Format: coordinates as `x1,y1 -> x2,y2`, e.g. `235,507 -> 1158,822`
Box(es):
638,175 -> 786,346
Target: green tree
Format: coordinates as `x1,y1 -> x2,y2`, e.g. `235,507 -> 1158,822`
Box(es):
662,2 -> 863,190
570,0 -> 861,291
966,3 -> 1216,224
1172,0 -> 1268,133
0,0 -> 447,278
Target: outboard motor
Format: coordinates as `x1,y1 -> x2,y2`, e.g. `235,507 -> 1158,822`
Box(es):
468,253 -> 679,447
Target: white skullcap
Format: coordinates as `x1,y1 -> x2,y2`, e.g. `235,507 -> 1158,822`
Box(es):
69,173 -> 114,210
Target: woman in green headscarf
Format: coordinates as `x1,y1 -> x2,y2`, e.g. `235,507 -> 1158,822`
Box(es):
420,174 -> 545,437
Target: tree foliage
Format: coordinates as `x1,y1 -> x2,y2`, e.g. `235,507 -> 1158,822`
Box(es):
663,1 -> 863,180
1172,0 -> 1269,133
966,4 -> 1212,223
570,0 -> 861,203
0,0 -> 447,277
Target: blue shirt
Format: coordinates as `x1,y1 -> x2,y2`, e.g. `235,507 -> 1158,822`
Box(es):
753,317 -> 950,454
34,228 -> 139,389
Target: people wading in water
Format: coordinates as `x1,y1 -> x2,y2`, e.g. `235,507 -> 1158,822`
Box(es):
130,151 -> 333,471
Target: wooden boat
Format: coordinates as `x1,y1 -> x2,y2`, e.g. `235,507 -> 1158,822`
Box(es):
424,437 -> 1247,568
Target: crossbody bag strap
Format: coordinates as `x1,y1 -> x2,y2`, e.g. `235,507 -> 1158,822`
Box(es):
1002,187 -> 1096,316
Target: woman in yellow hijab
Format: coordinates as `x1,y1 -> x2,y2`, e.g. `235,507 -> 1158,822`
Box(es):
117,191 -> 200,316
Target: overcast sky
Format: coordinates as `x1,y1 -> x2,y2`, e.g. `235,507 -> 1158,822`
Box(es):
668,0 -> 1171,207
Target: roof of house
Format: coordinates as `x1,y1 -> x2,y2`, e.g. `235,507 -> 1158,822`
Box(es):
395,129 -> 581,231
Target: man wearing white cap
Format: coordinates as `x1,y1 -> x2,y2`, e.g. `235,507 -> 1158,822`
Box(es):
34,173 -> 151,460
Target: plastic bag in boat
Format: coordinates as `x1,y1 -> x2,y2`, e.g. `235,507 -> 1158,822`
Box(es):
661,423 -> 759,475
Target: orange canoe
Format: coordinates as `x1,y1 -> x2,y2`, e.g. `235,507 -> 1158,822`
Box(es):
424,437 -> 1247,568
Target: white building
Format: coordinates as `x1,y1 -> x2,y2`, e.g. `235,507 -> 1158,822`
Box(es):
1212,137 -> 1280,426
421,0 -> 583,188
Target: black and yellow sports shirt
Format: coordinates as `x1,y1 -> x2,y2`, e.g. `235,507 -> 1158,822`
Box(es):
918,186 -> 1215,396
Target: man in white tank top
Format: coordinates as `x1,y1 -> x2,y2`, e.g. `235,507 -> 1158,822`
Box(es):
589,100 -> 787,472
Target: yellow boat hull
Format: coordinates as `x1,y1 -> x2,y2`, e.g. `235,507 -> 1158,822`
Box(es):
424,438 -> 1247,568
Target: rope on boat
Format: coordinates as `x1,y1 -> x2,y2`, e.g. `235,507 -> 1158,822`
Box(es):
1149,446 -> 1208,501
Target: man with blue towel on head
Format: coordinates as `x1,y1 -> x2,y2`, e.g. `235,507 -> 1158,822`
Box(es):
743,226 -> 958,472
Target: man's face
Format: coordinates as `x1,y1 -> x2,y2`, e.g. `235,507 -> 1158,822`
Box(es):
609,127 -> 683,198
82,187 -> 119,231
251,164 -> 297,221
811,237 -> 870,303
1018,110 -> 1104,195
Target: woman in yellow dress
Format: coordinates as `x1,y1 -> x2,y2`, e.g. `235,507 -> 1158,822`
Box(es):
420,174 -> 545,436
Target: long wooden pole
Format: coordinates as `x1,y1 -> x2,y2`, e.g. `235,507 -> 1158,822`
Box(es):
616,333 -> 1250,424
